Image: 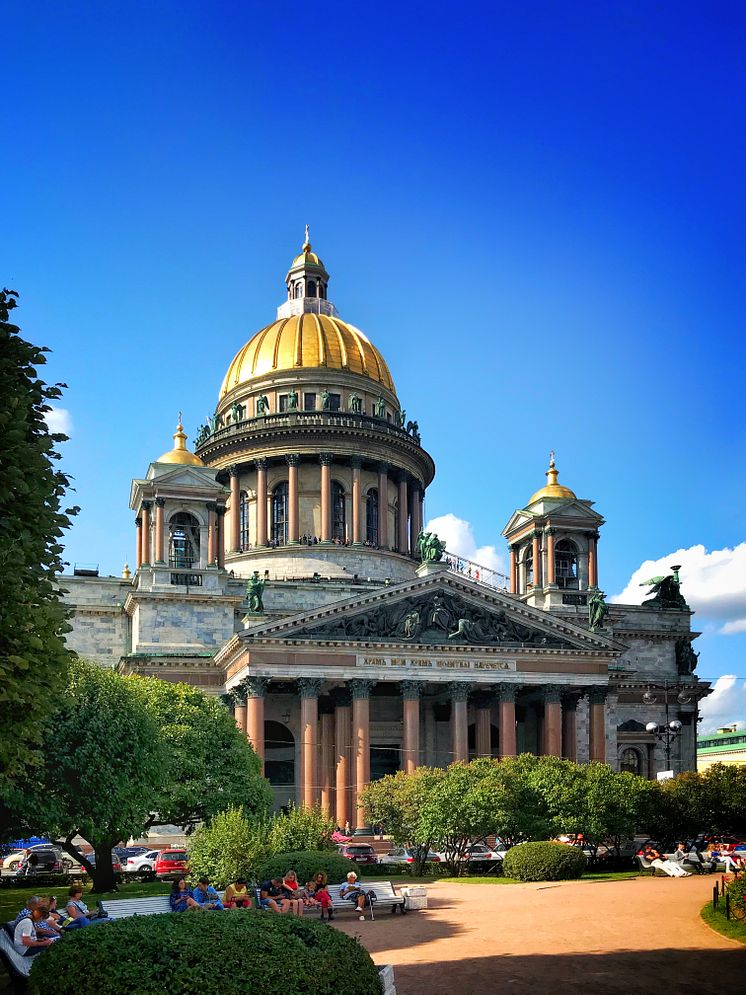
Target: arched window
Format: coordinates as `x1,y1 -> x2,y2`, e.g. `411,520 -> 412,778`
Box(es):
523,544 -> 533,587
319,284 -> 325,299
555,539 -> 578,589
366,488 -> 379,545
308,280 -> 316,297
620,747 -> 640,775
393,500 -> 400,551
239,491 -> 249,550
169,512 -> 200,568
272,482 -> 288,545
294,283 -> 302,298
332,482 -> 345,541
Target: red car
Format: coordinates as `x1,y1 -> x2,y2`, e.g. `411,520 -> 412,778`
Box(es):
154,848 -> 189,879
336,843 -> 378,865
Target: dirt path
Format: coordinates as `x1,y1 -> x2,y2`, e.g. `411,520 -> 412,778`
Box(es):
334,876 -> 745,994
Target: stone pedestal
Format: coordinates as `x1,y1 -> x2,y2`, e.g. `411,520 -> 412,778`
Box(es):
416,560 -> 449,579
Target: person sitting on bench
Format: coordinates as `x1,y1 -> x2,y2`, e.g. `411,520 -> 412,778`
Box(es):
192,877 -> 224,910
340,871 -> 369,919
14,904 -> 56,958
170,877 -> 201,911
224,878 -> 252,909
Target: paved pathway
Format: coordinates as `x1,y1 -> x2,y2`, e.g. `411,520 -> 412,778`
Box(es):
334,876 -> 745,994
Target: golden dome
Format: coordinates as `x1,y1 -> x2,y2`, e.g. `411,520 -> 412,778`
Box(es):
528,452 -> 576,504
292,250 -> 322,267
156,418 -> 205,466
219,313 -> 396,398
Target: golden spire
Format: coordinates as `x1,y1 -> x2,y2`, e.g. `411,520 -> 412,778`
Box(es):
546,450 -> 559,487
172,412 -> 187,452
303,223 -> 311,253
122,563 -> 131,579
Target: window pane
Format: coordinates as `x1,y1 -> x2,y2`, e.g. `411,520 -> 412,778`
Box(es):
304,393 -> 316,411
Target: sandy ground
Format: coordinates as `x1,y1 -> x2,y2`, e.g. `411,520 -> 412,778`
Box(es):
334,876 -> 746,994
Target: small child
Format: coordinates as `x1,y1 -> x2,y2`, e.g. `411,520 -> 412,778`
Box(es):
301,880 -> 321,908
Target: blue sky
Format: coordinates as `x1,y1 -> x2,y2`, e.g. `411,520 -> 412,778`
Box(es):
4,3 -> 746,721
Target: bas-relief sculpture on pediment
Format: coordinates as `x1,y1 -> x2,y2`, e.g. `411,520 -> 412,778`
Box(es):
289,590 -> 572,648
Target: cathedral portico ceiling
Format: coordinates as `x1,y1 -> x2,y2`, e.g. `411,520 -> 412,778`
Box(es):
238,573 -> 622,654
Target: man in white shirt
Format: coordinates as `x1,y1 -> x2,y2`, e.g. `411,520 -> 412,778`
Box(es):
14,904 -> 55,957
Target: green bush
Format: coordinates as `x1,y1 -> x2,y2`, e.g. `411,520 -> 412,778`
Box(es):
257,849 -> 356,886
188,807 -> 270,887
268,805 -> 335,853
29,910 -> 380,995
501,841 -> 586,882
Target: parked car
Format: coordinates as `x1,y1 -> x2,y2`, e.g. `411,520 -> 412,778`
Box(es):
335,843 -> 379,865
3,843 -> 69,873
154,849 -> 189,879
83,852 -> 123,873
436,843 -> 507,865
124,849 -> 161,875
15,846 -> 68,876
380,847 -> 441,865
114,845 -> 149,866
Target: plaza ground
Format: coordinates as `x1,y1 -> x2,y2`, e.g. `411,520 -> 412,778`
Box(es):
335,876 -> 746,994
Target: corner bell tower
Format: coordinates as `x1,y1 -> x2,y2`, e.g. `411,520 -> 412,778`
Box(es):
277,225 -> 338,319
502,453 -> 605,613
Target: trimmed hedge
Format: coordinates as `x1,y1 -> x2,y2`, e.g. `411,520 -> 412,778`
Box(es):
29,910 -> 380,995
501,841 -> 586,882
256,849 -> 355,886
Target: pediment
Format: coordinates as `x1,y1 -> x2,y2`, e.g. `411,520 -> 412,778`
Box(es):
147,465 -> 221,487
243,571 -> 619,653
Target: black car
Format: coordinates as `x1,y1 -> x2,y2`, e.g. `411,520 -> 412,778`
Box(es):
17,846 -> 66,875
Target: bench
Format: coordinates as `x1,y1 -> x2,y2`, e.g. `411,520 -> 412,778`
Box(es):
253,880 -> 407,918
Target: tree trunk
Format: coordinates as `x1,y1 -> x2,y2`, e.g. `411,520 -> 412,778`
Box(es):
90,842 -> 118,893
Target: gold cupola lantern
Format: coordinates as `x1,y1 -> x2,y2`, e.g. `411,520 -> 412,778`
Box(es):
528,451 -> 577,504
156,414 -> 205,466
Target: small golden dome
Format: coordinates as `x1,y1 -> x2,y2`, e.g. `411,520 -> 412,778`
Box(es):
528,452 -> 576,504
122,563 -> 131,579
156,417 -> 205,466
219,313 -> 396,398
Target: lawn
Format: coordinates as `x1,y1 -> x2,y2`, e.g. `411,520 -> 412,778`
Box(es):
438,870 -> 639,884
700,900 -> 746,945
0,878 -> 170,924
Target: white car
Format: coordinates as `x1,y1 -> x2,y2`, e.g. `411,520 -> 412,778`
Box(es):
437,843 -> 507,863
124,849 -> 161,874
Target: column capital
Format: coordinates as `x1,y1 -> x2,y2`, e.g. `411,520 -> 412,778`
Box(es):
216,505 -> 226,517
141,499 -> 153,511
349,455 -> 363,469
297,677 -> 324,699
330,685 -> 352,708
255,458 -> 268,470
155,496 -> 166,508
230,686 -> 247,706
377,461 -> 390,474
243,676 -> 270,698
319,453 -> 334,466
318,696 -> 336,716
587,687 -> 607,704
400,679 -> 424,700
510,542 -> 521,552
228,463 -> 239,477
532,528 -> 543,539
206,501 -> 218,513
495,683 -> 521,703
472,689 -> 495,709
543,685 -> 562,704
585,531 -> 600,541
561,688 -> 582,708
397,468 -> 410,484
544,526 -> 556,536
286,454 -> 300,467
135,516 -> 142,527
350,678 -> 376,700
448,682 -> 470,702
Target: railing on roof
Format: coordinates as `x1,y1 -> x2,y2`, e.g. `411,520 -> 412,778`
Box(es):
443,551 -> 510,593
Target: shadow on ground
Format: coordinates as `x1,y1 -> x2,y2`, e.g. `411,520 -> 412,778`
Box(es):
393,947 -> 746,995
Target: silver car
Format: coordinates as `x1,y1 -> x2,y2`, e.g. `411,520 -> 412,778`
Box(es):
380,847 -> 442,865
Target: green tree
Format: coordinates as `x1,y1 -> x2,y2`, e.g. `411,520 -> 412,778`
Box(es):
5,660 -> 164,891
361,767 -> 444,873
0,289 -> 78,809
646,764 -> 746,843
188,806 -> 271,887
268,805 -> 335,854
132,679 -> 272,831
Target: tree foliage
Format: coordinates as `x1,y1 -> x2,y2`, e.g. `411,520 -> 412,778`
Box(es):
267,804 -> 335,854
4,660 -> 164,891
0,289 -> 78,800
362,767 -> 444,873
187,806 -> 271,887
132,679 -> 272,830
645,764 -> 746,843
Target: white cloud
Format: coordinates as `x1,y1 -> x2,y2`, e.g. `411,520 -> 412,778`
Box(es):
612,542 -> 746,634
45,407 -> 73,435
424,513 -> 506,576
698,676 -> 746,733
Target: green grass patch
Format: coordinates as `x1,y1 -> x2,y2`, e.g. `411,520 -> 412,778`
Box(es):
700,900 -> 746,945
439,870 -> 639,885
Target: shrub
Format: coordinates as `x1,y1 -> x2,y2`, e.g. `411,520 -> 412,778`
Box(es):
188,807 -> 270,887
268,805 -> 335,853
501,841 -> 586,882
257,849 -> 355,886
29,910 -> 380,995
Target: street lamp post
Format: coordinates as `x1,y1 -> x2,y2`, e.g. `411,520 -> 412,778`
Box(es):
642,679 -> 691,772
